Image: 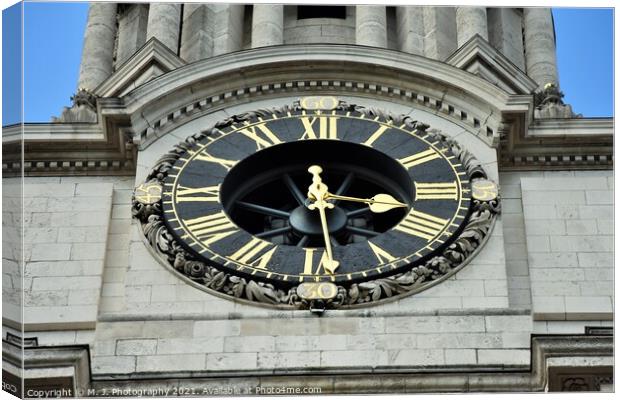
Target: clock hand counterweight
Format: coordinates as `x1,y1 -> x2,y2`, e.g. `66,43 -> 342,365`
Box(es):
306,165 -> 340,275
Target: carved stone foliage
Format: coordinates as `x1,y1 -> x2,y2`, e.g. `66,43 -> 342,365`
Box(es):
132,102 -> 500,310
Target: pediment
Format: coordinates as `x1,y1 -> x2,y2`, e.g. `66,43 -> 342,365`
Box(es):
446,35 -> 538,95
95,38 -> 186,98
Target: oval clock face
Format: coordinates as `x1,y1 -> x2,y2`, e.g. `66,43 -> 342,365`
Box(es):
161,108 -> 471,286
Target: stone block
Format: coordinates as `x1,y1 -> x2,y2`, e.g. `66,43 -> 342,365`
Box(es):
521,176 -> 607,191
549,235 -> 613,253
258,352 -> 321,369
462,296 -> 508,308
564,296 -> 612,320
501,332 -> 531,348
530,268 -> 584,282
485,316 -> 533,332
107,234 -> 130,250
504,243 -> 528,261
157,337 -> 224,354
579,281 -> 613,296
274,336 -> 319,352
522,190 -> 585,205
224,336 -> 275,352
95,321 -> 145,340
522,205 -> 556,219
583,268 -> 613,281
106,250 -> 129,267
150,285 -> 177,302
525,236 -> 550,252
24,227 -> 58,244
528,253 -> 578,269
30,243 -> 71,261
316,335 -> 348,351
92,340 -> 116,356
68,289 -> 100,305
71,243 -> 106,261
388,349 -> 444,366
321,350 -> 388,367
531,281 -> 579,297
116,339 -> 157,355
136,354 -> 205,372
596,219 -> 613,235
483,280 -> 508,297
24,290 -> 68,307
75,182 -> 114,196
125,285 -> 152,303
50,211 -> 110,227
194,320 -> 241,337
206,353 -> 257,371
585,190 -> 613,205
565,220 -> 598,235
31,276 -> 101,291
418,333 -> 502,349
578,205 -> 612,219
523,219 -> 566,236
532,296 -> 566,320
477,349 -> 530,365
24,183 -> 76,197
577,252 -> 613,268
455,264 -> 506,280
92,356 -> 136,375
142,321 -> 194,338
444,349 -> 476,365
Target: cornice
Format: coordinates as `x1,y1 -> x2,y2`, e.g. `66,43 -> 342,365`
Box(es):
446,35 -> 538,95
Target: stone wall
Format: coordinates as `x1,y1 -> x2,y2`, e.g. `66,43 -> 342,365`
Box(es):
2,178 -> 22,325
500,170 -> 614,336
18,177 -> 133,330
283,6 -> 355,45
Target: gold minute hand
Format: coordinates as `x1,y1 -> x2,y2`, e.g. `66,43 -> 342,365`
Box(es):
324,193 -> 408,213
306,165 -> 339,275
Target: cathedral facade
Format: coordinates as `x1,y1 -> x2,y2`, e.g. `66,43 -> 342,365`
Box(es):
2,3 -> 613,396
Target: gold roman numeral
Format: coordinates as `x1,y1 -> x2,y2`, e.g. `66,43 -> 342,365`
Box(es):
300,116 -> 339,140
183,211 -> 238,246
229,237 -> 277,270
175,184 -> 220,202
394,209 -> 449,241
363,125 -> 389,147
195,152 -> 237,170
302,248 -> 334,275
415,181 -> 458,200
398,148 -> 441,169
368,241 -> 397,264
237,123 -> 282,150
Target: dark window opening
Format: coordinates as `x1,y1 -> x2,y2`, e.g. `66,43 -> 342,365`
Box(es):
297,6 -> 346,20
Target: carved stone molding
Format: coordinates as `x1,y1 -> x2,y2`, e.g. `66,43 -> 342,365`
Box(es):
132,102 -> 500,310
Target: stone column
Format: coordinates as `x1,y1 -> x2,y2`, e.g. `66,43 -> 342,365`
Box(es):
77,3 -> 118,91
523,8 -> 559,88
146,3 -> 182,53
251,5 -> 284,48
455,7 -> 488,47
180,4 -> 213,62
396,7 -> 424,55
356,6 -> 387,47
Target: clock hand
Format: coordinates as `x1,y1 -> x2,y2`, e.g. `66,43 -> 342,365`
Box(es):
324,193 -> 408,213
306,165 -> 339,275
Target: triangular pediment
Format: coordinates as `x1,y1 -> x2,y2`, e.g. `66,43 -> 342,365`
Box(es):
446,35 -> 538,95
95,38 -> 186,98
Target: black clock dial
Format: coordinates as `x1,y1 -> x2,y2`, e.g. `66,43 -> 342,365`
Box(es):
161,109 -> 471,286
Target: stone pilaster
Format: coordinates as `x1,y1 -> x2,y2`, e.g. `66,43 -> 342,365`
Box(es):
487,8 -> 526,70
146,3 -> 182,53
116,4 -> 148,66
251,5 -> 284,48
523,8 -> 559,89
395,7 -> 424,55
356,6 -> 387,47
423,7 -> 458,61
456,7 -> 488,47
77,3 -> 118,91
213,4 -> 245,56
180,4 -> 213,62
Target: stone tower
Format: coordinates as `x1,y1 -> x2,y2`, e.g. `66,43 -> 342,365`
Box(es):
3,3 -> 612,396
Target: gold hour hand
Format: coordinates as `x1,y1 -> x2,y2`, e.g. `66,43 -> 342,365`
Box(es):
324,193 -> 408,213
306,165 -> 339,274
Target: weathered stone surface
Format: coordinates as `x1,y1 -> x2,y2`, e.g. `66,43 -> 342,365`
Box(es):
523,8 -> 558,88
356,6 -> 387,47
396,6 -> 424,55
78,3 -> 117,90
456,7 -> 488,47
252,5 -> 283,48
146,4 -> 181,52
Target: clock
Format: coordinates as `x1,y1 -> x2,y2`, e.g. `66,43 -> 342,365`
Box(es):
133,98 -> 500,309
